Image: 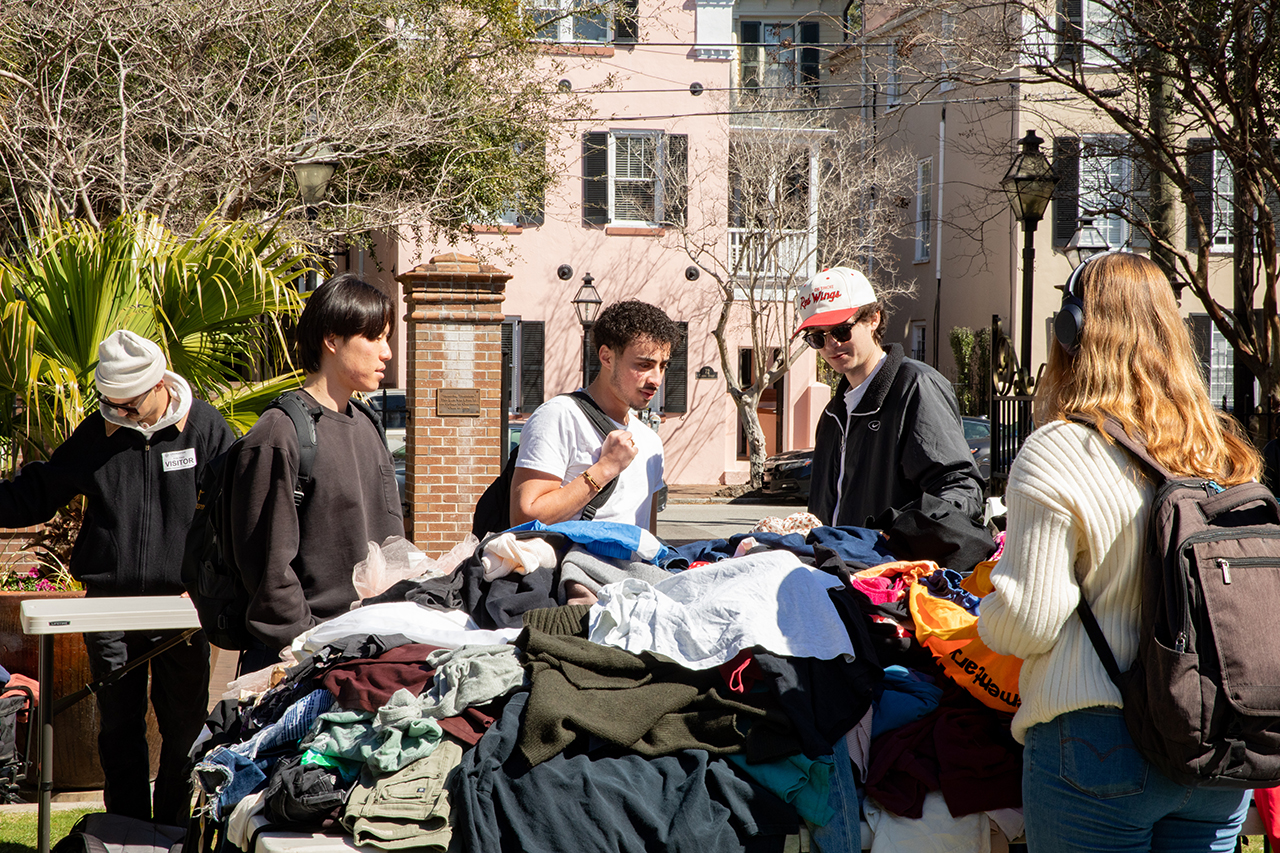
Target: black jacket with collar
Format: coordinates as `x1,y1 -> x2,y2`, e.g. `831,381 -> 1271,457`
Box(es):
807,343 -> 984,530
0,399 -> 234,595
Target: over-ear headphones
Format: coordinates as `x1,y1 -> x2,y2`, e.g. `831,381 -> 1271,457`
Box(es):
1054,249 -> 1123,355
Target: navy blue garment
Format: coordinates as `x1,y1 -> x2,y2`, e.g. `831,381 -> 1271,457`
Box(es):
668,527 -> 893,570
450,690 -> 799,853
806,526 -> 896,566
920,568 -> 981,615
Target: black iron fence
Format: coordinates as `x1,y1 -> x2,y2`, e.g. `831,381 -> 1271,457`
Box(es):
986,314 -> 1280,495
988,315 -> 1039,495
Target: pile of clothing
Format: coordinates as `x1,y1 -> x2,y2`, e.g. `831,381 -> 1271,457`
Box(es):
190,518 -> 1023,853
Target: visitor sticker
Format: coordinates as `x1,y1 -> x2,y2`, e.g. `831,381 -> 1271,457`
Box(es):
162,448 -> 197,472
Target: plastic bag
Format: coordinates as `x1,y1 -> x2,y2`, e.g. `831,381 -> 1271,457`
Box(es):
908,568 -> 1021,713
351,533 -> 477,601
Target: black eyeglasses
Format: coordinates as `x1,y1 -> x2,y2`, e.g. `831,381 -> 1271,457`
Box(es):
802,323 -> 855,350
96,387 -> 153,416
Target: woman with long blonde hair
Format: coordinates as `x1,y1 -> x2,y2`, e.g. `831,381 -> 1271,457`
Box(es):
977,252 -> 1261,853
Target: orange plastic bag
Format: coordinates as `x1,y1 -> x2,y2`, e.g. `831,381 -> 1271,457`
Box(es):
908,576 -> 1021,713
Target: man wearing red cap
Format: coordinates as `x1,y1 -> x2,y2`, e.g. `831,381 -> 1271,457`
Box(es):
796,268 -> 989,567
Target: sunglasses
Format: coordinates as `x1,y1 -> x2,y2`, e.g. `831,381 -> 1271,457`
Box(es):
96,386 -> 154,416
803,323 -> 855,350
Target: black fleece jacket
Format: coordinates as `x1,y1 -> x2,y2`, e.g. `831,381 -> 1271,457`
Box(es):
0,400 -> 234,595
807,344 -> 984,529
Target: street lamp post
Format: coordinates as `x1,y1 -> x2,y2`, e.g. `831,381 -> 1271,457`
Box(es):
1064,217 -> 1111,269
291,142 -> 340,217
570,272 -> 603,387
1000,130 -> 1060,375
291,142 -> 340,290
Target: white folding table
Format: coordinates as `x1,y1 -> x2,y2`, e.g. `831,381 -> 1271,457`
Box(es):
20,596 -> 201,853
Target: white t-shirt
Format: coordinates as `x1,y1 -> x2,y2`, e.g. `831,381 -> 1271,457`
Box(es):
515,394 -> 664,529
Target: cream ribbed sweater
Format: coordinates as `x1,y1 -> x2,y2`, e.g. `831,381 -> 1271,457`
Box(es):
977,420 -> 1155,743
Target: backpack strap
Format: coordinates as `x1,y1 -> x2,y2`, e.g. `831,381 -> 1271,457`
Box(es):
563,390 -> 621,521
350,395 -> 389,449
1075,596 -> 1125,690
269,391 -> 322,507
1068,414 -> 1173,482
1067,413 -> 1161,694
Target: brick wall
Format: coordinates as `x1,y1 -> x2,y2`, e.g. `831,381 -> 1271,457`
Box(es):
398,254 -> 510,555
0,525 -> 44,573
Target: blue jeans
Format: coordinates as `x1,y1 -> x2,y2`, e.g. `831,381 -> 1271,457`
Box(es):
808,746 -> 861,853
1023,707 -> 1250,853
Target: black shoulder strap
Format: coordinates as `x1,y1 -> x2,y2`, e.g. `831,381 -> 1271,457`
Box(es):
1075,596 -> 1125,689
269,391 -> 322,507
562,390 -> 621,521
1067,414 -> 1154,693
566,390 -> 618,438
350,395 -> 388,449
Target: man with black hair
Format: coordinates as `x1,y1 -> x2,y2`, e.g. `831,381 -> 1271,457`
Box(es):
511,299 -> 680,533
228,274 -> 404,671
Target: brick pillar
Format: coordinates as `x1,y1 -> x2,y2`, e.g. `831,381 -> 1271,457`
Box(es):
397,254 -> 510,554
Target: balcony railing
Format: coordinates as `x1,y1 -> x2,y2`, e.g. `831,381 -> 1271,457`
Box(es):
728,227 -> 816,285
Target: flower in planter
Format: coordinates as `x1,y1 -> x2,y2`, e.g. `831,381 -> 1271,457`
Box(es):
0,501 -> 83,592
0,559 -> 81,592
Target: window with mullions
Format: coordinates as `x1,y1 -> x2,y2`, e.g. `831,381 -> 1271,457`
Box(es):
1187,139 -> 1280,252
738,21 -> 821,100
1058,0 -> 1130,65
886,43 -> 901,106
1079,143 -> 1131,247
915,158 -> 933,263
582,131 -> 688,227
493,141 -> 546,228
530,0 -> 638,44
1052,135 -> 1150,249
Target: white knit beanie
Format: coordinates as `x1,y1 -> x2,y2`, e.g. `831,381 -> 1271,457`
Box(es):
94,330 -> 166,399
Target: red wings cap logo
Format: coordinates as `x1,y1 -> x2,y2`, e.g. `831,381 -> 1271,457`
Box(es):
799,286 -> 842,312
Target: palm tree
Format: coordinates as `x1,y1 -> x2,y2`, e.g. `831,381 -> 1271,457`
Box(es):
0,212 -> 310,470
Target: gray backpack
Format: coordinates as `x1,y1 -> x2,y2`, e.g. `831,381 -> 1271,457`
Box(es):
1076,417 -> 1280,788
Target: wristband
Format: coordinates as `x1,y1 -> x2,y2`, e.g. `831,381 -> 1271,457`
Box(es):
582,470 -> 603,492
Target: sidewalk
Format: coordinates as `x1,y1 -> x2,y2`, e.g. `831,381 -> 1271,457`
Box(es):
665,484 -> 730,504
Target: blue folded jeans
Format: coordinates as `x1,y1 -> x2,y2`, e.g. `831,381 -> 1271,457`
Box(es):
808,746 -> 861,853
1023,706 -> 1249,853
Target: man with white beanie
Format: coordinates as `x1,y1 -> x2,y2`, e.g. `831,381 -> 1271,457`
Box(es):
0,329 -> 234,826
796,268 -> 990,568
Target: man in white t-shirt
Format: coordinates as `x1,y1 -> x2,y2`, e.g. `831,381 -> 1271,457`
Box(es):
511,300 -> 682,533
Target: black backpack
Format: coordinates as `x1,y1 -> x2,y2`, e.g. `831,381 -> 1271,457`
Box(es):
181,391 -> 384,650
1075,417 -> 1280,787
471,391 -> 619,538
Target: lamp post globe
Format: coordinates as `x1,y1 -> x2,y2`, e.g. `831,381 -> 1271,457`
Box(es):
1001,130 -> 1060,374
570,273 -> 603,385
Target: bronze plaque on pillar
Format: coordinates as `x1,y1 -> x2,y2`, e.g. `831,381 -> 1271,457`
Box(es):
437,388 -> 482,417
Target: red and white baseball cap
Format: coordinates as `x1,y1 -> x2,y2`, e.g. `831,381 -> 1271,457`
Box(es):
795,267 -> 877,332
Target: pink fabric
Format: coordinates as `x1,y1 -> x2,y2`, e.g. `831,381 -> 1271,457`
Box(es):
1,673 -> 39,722
851,574 -> 909,604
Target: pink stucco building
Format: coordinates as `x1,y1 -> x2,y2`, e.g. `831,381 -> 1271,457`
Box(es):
348,0 -> 847,486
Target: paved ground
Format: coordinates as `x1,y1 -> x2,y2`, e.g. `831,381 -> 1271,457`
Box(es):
657,495 -> 808,543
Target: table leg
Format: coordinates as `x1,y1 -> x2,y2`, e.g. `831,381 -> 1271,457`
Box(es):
37,633 -> 53,853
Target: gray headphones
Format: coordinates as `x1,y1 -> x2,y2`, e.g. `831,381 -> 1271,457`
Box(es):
1054,249 -> 1124,355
